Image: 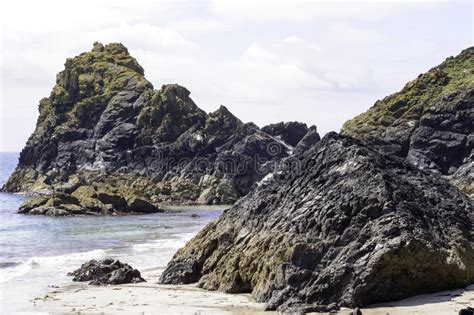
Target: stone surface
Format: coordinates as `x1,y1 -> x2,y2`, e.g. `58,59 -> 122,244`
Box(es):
17,197 -> 48,214
126,195 -> 160,213
262,122 -> 310,147
342,47 -> 474,198
294,126 -> 321,154
160,133 -> 474,312
68,258 -> 145,285
18,186 -> 162,216
2,43 -> 318,208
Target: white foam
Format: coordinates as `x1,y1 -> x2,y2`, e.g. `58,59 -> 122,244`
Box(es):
133,239 -> 185,252
132,233 -> 196,253
0,249 -> 106,284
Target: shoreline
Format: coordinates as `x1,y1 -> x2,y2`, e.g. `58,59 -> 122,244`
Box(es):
25,268 -> 474,314
0,200 -> 226,314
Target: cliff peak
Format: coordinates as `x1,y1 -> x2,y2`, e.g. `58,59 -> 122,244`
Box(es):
3,43 -> 300,207
209,105 -> 237,119
159,84 -> 191,98
62,42 -> 144,76
204,105 -> 243,136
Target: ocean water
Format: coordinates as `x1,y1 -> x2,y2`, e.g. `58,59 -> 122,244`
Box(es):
0,152 -> 224,313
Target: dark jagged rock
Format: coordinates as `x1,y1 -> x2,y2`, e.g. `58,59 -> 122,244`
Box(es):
342,47 -> 474,198
159,133 -> 474,312
68,258 -> 145,285
262,122 -> 310,147
294,126 -> 321,154
459,307 -> 474,315
2,43 -> 309,210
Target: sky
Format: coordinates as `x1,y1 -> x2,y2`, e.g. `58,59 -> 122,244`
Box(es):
0,0 -> 472,151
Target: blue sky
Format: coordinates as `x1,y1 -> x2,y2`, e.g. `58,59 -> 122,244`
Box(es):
0,0 -> 472,151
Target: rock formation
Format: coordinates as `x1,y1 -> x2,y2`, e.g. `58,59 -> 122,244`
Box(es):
262,122 -> 312,147
2,42 -> 319,209
160,133 -> 474,312
18,189 -> 162,216
342,47 -> 473,198
262,122 -> 321,155
68,258 -> 145,285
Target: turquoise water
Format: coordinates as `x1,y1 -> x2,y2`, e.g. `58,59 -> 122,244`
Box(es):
0,152 -> 223,312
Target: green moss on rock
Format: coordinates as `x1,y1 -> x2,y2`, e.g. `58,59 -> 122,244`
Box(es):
343,48 -> 473,139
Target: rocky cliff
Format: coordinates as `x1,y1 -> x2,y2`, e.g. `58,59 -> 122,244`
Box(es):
3,42 -> 319,210
342,47 -> 473,198
160,133 -> 474,312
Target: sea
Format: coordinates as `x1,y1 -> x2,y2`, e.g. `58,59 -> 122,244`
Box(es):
0,152 -> 224,313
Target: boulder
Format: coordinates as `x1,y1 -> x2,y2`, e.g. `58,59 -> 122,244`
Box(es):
96,191 -> 127,209
160,133 -> 474,312
68,258 -> 145,285
72,186 -> 103,210
28,206 -> 52,215
126,195 -> 162,213
59,203 -> 88,214
18,197 -> 48,214
45,193 -> 80,207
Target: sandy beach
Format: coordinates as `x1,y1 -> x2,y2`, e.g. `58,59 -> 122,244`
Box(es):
27,268 -> 271,315
359,285 -> 474,315
23,268 -> 473,315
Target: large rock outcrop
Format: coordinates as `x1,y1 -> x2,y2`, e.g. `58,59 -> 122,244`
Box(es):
342,47 -> 473,198
2,42 -> 319,206
160,133 -> 474,312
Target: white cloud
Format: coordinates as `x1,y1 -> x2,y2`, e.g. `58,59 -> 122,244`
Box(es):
167,19 -> 229,35
0,0 -> 186,32
87,23 -> 197,51
208,0 -> 443,22
283,36 -> 305,45
240,42 -> 278,64
330,24 -> 387,43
